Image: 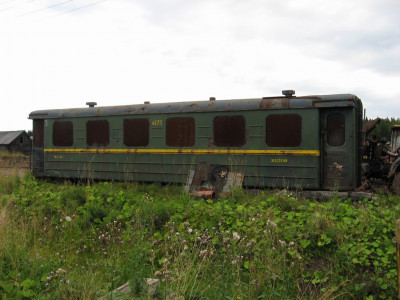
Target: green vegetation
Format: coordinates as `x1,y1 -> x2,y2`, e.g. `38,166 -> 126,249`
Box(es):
0,151 -> 26,158
1,174 -> 400,299
365,117 -> 400,139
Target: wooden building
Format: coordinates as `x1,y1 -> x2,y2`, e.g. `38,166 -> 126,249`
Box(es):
0,131 -> 32,154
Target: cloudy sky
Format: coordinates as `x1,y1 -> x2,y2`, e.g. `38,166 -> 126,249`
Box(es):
1,0 -> 399,131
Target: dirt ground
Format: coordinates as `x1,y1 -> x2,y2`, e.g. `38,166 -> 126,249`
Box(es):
0,156 -> 31,178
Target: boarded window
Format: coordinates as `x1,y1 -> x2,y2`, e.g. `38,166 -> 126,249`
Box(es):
327,113 -> 345,147
124,119 -> 149,147
214,115 -> 246,147
86,120 -> 109,147
33,120 -> 44,148
266,114 -> 302,147
166,117 -> 195,147
53,121 -> 73,146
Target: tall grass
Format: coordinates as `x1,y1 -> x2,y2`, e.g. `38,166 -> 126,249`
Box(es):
0,175 -> 399,299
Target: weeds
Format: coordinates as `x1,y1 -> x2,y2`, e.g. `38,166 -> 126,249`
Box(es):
0,176 -> 399,299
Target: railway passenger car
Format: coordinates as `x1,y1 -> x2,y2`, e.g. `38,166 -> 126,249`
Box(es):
29,91 -> 363,191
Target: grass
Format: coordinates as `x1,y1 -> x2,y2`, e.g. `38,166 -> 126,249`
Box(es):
0,174 -> 399,299
0,151 -> 27,158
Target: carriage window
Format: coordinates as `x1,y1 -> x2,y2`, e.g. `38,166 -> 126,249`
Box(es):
86,120 -> 109,147
166,117 -> 195,147
124,119 -> 149,147
327,113 -> 345,147
53,121 -> 73,146
214,115 -> 246,147
266,114 -> 302,147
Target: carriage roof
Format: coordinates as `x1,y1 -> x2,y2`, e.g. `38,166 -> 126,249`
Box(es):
29,94 -> 361,120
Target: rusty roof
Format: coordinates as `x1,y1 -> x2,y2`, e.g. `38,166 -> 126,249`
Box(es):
29,94 -> 362,120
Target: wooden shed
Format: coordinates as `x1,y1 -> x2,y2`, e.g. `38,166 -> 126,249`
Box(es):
0,131 -> 32,154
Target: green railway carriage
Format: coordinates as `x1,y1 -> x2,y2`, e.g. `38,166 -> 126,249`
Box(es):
29,92 -> 363,191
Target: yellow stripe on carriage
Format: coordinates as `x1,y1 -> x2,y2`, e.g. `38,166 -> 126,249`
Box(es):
44,148 -> 320,156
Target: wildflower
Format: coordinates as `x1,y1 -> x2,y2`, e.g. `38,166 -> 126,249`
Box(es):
246,242 -> 254,248
278,240 -> 287,247
65,216 -> 72,222
231,260 -> 238,265
252,279 -> 260,287
199,249 -> 208,256
154,271 -> 162,277
233,232 -> 240,241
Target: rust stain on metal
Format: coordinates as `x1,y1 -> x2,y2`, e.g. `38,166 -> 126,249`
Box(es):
194,190 -> 215,199
259,98 -> 290,109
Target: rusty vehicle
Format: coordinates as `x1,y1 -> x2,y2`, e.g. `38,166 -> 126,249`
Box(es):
362,120 -> 400,194
28,90 -> 399,194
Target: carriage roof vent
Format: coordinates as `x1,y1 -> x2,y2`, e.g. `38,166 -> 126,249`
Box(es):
209,97 -> 216,101
144,101 -> 150,104
282,90 -> 295,97
86,102 -> 97,108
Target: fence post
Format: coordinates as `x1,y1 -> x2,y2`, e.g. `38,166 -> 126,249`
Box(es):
396,219 -> 400,299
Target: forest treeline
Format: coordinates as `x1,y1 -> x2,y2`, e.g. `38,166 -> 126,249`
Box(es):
365,117 -> 400,139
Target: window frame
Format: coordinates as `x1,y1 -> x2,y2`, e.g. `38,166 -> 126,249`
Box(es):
86,120 -> 110,147
166,117 -> 195,147
327,113 -> 345,147
123,118 -> 150,147
213,115 -> 246,147
52,121 -> 74,147
265,114 -> 302,147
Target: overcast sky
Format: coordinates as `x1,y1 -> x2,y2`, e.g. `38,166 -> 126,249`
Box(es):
1,0 -> 399,131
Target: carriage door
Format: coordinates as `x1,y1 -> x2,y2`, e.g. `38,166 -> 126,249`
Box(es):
32,119 -> 45,177
321,109 -> 354,190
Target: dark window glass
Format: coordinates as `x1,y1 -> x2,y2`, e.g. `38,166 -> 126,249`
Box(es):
166,117 -> 195,147
86,120 -> 109,147
53,121 -> 73,146
266,114 -> 302,147
214,115 -> 246,147
124,119 -> 149,147
327,113 -> 345,146
33,120 -> 44,148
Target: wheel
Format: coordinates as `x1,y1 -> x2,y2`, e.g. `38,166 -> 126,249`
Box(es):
391,173 -> 400,195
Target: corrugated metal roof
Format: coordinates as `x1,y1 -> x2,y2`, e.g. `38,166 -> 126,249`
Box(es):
28,94 -> 362,120
0,131 -> 25,145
